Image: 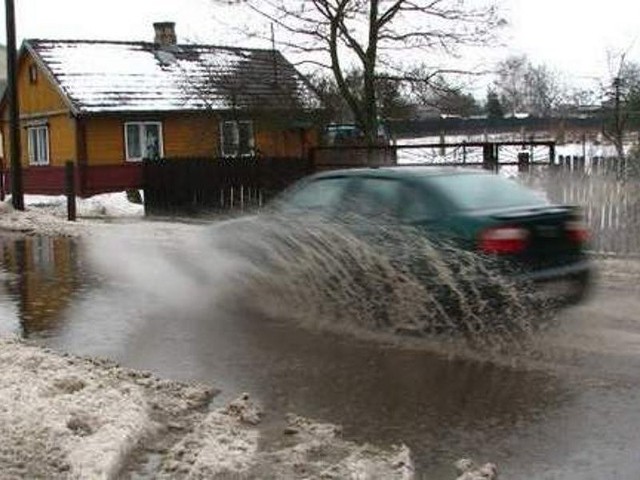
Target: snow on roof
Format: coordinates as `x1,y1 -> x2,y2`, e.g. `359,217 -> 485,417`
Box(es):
27,39 -> 322,114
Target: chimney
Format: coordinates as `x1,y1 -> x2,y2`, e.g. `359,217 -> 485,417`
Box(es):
153,22 -> 177,46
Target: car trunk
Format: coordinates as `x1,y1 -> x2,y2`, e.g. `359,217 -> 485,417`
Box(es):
490,205 -> 586,270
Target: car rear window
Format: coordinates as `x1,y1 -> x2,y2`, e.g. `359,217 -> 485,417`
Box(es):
423,173 -> 548,211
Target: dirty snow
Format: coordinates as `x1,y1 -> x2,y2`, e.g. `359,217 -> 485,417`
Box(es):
0,337 -> 214,478
0,192 -> 143,236
0,338 -> 416,479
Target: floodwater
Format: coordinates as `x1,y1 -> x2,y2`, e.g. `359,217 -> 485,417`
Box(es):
2,229 -> 640,479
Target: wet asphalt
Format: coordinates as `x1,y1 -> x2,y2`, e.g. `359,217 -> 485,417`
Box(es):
2,233 -> 640,479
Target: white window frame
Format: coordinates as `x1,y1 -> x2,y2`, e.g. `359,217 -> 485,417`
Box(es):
220,120 -> 255,157
124,121 -> 164,162
27,125 -> 50,166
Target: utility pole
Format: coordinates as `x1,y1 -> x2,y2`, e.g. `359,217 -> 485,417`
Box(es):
5,0 -> 24,210
612,76 -> 627,177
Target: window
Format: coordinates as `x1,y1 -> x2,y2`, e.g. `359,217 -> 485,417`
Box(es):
29,64 -> 38,84
124,122 -> 163,161
278,177 -> 351,213
221,120 -> 254,157
401,185 -> 443,223
347,178 -> 404,219
422,173 -> 548,211
27,126 -> 49,166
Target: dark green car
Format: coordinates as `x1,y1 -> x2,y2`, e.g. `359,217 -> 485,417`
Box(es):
270,166 -> 592,305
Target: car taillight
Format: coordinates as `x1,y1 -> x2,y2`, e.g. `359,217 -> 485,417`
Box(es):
479,226 -> 529,254
565,220 -> 589,244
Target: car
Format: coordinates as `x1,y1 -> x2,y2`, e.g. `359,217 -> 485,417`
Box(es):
322,123 -> 393,146
268,166 -> 592,309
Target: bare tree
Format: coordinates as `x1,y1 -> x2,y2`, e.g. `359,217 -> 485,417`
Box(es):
309,69 -> 419,122
493,54 -> 566,116
602,52 -> 640,167
226,0 -> 504,144
408,70 -> 482,117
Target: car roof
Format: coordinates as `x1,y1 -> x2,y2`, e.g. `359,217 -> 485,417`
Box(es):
309,166 -> 489,181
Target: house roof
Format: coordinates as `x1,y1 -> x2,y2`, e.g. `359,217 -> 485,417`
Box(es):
25,39 -> 322,114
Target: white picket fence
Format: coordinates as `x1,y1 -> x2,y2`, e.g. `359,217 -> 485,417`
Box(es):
524,168 -> 640,256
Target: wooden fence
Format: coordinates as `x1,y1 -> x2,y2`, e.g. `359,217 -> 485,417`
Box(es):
521,160 -> 640,256
142,149 -> 640,256
143,157 -> 313,214
142,149 -> 397,214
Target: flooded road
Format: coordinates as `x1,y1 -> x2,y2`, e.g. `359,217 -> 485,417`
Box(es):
2,231 -> 640,479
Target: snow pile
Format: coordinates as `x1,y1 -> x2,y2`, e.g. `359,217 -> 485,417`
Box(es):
0,338 -> 212,478
257,414 -> 414,480
159,407 -> 260,477
159,407 -> 415,480
0,339 -> 419,479
455,458 -> 498,480
0,200 -> 86,236
0,192 -> 143,236
23,192 -> 144,218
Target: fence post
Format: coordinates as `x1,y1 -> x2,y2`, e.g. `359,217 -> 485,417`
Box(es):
65,161 -> 76,221
142,159 -> 149,216
308,147 -> 316,174
0,160 -> 4,201
518,151 -> 530,173
482,143 -> 497,171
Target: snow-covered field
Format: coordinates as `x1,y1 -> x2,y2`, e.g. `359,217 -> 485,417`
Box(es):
396,134 -> 624,165
0,192 -> 501,479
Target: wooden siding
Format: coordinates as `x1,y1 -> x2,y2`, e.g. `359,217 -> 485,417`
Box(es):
18,52 -> 68,114
2,114 -> 77,169
83,164 -> 143,195
84,117 -> 124,166
85,114 -> 319,164
255,124 -> 318,158
20,166 -> 66,194
163,114 -> 218,157
256,129 -> 300,157
0,51 -> 77,169
43,115 -> 76,167
85,115 -> 219,165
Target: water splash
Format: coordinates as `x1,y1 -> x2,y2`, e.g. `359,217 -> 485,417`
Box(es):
208,214 -> 547,349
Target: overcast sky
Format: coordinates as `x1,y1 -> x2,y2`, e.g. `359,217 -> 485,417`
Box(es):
2,0 -> 639,89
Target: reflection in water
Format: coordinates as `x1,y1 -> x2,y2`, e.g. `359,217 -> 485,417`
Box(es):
0,235 -> 82,337
185,310 -> 572,476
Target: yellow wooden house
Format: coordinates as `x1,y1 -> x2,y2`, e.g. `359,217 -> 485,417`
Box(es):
0,22 -> 323,196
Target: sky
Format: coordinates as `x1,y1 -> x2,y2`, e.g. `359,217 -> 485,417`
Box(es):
1,0 -> 639,91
